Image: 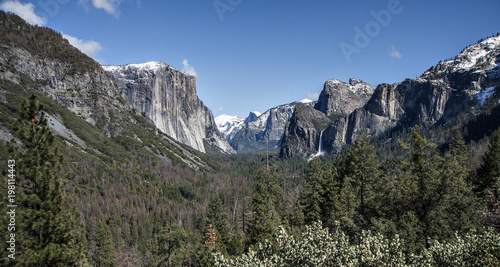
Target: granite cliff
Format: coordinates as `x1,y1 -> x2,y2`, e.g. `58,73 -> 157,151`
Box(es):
103,62 -> 235,154
0,11 -> 228,170
280,35 -> 500,158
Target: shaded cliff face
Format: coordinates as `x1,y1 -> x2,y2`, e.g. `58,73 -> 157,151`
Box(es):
281,36 -> 500,158
279,78 -> 376,158
103,62 -> 235,154
229,100 -> 314,153
279,104 -> 332,158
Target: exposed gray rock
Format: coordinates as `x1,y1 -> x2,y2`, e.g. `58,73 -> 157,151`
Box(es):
244,111 -> 261,125
281,36 -> 500,158
0,45 -> 130,136
280,104 -> 332,158
315,78 -> 375,116
230,100 -> 314,153
103,62 -> 235,154
46,114 -> 88,149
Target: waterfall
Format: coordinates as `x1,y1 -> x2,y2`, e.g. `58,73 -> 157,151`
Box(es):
317,130 -> 324,155
308,130 -> 324,161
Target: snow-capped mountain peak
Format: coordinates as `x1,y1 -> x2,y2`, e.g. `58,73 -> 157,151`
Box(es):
215,115 -> 245,141
423,35 -> 500,78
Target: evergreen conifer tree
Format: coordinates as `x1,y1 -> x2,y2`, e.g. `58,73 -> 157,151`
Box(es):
301,158 -> 326,225
398,126 -> 442,250
93,222 -> 117,267
301,158 -> 338,226
440,131 -> 478,236
249,166 -> 284,245
478,128 -> 500,193
340,132 -> 381,227
7,95 -> 87,266
204,195 -> 230,253
397,127 -> 478,251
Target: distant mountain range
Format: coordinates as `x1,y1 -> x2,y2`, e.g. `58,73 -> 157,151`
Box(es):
280,34 -> 500,158
216,35 -> 500,158
1,10 -> 499,162
215,111 -> 261,142
216,99 -> 314,153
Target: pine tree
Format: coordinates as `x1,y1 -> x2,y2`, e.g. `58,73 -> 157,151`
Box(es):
249,166 -> 284,245
204,195 -> 230,252
8,95 -> 87,266
440,131 -> 477,236
156,220 -> 188,267
478,128 -> 500,193
396,127 -> 478,251
301,158 -> 325,225
398,126 -> 442,250
301,158 -> 338,226
340,132 -> 381,226
93,222 -> 117,267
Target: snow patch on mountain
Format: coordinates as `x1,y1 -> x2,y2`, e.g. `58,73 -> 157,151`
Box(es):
423,35 -> 500,78
215,114 -> 245,141
298,98 -> 313,104
103,61 -> 167,72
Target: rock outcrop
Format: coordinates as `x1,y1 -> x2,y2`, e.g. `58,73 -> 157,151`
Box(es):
280,78 -> 376,157
229,100 -> 314,153
315,78 -> 375,116
103,62 -> 235,154
281,35 -> 500,158
280,104 -> 332,158
0,13 -> 131,136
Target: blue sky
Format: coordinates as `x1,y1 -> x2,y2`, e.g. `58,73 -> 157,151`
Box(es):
1,0 -> 500,118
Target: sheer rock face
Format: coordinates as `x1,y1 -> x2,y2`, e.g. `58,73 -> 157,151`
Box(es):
280,78 -> 376,158
103,62 -> 235,154
281,36 -> 500,158
315,78 -> 375,116
279,104 -> 331,158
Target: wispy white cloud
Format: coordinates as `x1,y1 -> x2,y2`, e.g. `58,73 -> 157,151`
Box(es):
182,59 -> 198,78
79,0 -> 123,17
307,92 -> 321,101
135,0 -> 142,9
62,33 -> 103,60
218,106 -> 224,111
389,46 -> 402,59
0,0 -> 46,25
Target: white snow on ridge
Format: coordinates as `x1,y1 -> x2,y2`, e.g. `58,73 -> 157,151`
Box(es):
127,61 -> 165,70
446,35 -> 500,72
102,61 -> 168,73
215,114 -> 245,141
298,98 -> 313,104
